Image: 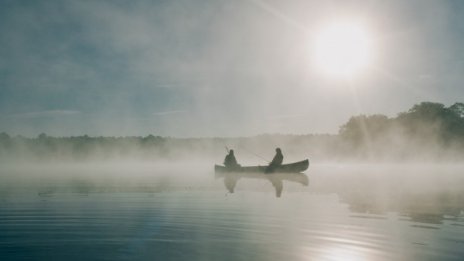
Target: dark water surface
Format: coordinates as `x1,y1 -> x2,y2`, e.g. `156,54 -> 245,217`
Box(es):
1,163 -> 464,260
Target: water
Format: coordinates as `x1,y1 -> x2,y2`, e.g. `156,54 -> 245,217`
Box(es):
1,163 -> 464,260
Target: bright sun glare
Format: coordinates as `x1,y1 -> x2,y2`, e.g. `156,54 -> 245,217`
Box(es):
312,22 -> 372,78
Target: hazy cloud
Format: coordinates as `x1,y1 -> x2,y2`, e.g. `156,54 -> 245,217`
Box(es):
1,0 -> 464,136
8,110 -> 81,119
152,110 -> 188,116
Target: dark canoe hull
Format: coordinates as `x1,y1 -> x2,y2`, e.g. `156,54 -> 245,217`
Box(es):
214,159 -> 309,174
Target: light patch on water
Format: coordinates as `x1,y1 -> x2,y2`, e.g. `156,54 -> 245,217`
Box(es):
1,162 -> 464,260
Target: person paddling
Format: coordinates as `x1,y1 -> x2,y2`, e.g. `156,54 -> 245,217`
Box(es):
266,148 -> 283,173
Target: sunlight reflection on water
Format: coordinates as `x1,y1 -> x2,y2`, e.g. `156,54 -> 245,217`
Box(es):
1,163 -> 464,260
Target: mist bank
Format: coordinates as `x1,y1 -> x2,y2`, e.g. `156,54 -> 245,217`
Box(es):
1,101 -> 463,163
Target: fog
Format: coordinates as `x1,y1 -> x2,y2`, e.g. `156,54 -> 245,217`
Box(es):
1,100 -> 463,165
3,1 -> 464,260
2,161 -> 463,260
2,161 -> 464,219
1,0 -> 464,137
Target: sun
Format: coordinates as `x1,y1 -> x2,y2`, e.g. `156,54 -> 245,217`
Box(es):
311,22 -> 372,78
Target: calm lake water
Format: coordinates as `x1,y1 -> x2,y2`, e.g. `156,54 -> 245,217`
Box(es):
1,162 -> 464,260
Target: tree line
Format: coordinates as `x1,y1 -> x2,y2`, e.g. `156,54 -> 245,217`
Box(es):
338,102 -> 464,160
0,102 -> 463,162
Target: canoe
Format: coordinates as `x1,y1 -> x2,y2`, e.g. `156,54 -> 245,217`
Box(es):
214,159 -> 309,173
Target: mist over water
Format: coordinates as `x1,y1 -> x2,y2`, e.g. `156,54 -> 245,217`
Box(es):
1,161 -> 464,260
2,0 -> 464,260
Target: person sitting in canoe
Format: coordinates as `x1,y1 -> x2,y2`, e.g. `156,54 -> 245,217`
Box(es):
224,149 -> 241,170
266,148 -> 283,173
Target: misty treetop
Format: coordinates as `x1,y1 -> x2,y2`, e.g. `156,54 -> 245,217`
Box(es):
339,102 -> 464,159
0,102 -> 463,162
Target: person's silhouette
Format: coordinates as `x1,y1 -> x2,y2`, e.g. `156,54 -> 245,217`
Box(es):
223,149 -> 240,169
266,148 -> 283,173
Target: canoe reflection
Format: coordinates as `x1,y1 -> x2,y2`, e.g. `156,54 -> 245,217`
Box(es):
215,172 -> 309,197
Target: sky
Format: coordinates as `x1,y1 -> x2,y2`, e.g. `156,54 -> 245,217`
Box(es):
1,0 -> 464,137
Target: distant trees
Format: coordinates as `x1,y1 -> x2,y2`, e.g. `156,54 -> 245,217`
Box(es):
450,102 -> 464,118
339,102 -> 464,159
0,101 -> 463,161
0,134 -> 170,161
340,114 -> 391,144
0,132 -> 10,140
396,102 -> 464,143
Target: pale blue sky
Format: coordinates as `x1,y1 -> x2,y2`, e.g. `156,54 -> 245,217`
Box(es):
1,0 -> 463,137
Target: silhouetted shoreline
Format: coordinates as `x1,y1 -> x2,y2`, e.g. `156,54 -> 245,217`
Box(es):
1,102 -> 463,162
